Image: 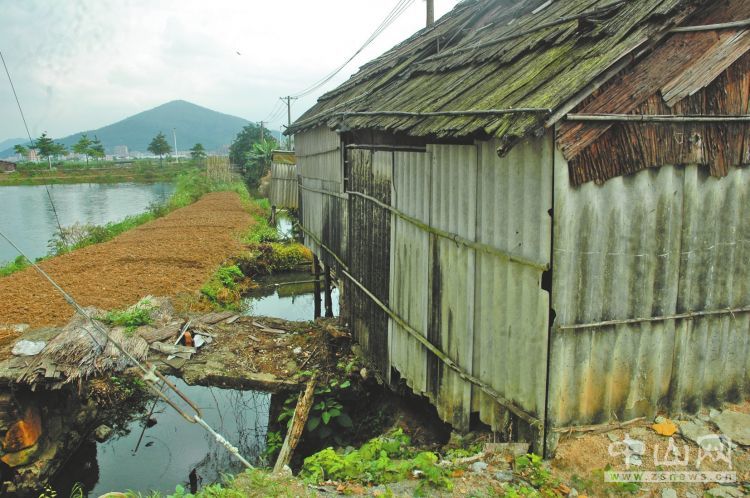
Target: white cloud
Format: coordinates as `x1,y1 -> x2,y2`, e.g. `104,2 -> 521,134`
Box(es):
0,0 -> 459,141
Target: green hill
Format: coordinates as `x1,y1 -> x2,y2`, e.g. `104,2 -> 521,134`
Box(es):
1,100 -> 253,157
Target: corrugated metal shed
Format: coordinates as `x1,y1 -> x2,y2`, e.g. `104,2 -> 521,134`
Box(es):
269,151 -> 298,209
290,0 -> 704,148
296,127 -> 348,271
290,0 -> 750,455
549,151 -> 750,438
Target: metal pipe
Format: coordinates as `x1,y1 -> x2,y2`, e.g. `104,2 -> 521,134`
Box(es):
294,221 -> 543,428
670,19 -> 750,33
566,113 -> 750,123
557,305 -> 750,331
346,189 -> 549,271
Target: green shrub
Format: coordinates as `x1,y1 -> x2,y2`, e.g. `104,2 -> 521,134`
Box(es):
102,298 -> 156,331
201,264 -> 246,308
300,429 -> 452,494
0,255 -> 30,277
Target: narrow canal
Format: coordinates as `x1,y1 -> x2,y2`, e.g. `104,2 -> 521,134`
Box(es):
0,182 -> 174,264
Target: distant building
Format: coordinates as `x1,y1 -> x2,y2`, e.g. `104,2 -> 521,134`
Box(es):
0,160 -> 17,173
27,149 -> 38,162
113,145 -> 129,158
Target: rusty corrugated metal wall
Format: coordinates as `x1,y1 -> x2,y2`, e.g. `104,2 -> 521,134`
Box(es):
296,127 -> 347,269
347,149 -> 393,378
548,150 -> 750,438
385,137 -> 553,437
269,162 -> 298,209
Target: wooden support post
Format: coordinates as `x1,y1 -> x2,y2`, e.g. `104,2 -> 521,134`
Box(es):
323,265 -> 334,317
273,375 -> 317,474
270,205 -> 277,226
312,256 -> 322,319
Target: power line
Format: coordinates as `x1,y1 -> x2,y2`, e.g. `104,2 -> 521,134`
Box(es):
0,50 -> 33,146
1,49 -> 66,241
291,0 -> 416,99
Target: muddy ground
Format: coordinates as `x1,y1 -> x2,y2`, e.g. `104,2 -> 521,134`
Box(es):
0,192 -> 252,330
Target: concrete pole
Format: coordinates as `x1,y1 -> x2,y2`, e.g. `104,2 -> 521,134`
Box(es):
426,0 -> 435,27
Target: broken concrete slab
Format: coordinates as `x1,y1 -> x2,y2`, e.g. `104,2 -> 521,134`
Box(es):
678,420 -> 716,448
712,411 -> 750,446
706,486 -> 745,498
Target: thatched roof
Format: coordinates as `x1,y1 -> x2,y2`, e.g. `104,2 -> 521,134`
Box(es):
18,309 -> 149,388
290,0 -> 743,154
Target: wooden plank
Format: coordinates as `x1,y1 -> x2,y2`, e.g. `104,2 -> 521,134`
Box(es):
273,375 -> 317,474
138,322 -> 182,344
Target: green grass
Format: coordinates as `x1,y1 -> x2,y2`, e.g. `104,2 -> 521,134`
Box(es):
200,264 -> 246,308
101,298 -> 157,332
0,255 -> 31,277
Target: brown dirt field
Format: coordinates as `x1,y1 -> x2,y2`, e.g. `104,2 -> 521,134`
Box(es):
0,192 -> 252,331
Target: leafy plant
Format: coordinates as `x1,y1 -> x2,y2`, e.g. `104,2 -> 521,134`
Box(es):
300,429 -> 451,495
201,264 -> 246,308
0,255 -> 30,277
102,298 -> 156,331
278,377 -> 353,443
264,430 -> 283,460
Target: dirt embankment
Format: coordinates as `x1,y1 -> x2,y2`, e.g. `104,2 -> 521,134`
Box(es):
0,192 -> 252,330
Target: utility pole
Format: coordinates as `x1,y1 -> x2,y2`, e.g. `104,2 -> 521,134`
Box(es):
426,0 -> 435,27
258,121 -> 265,142
173,128 -> 178,164
280,96 -> 298,150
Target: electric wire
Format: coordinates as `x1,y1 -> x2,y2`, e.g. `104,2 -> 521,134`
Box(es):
1,49 -> 66,241
291,0 -> 416,99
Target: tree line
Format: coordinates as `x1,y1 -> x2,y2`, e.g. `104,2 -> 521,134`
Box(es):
228,123 -> 279,187
14,133 -> 105,168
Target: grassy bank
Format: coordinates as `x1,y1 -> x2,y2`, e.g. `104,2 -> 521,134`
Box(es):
0,161 -> 198,186
195,198 -> 312,310
0,170 -> 249,277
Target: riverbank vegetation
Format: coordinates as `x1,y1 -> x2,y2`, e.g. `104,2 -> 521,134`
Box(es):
0,170 -> 249,277
0,160 -> 197,186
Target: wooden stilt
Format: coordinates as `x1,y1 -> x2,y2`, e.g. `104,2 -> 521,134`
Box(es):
273,375 -> 317,473
324,265 -> 334,318
312,256 -> 321,319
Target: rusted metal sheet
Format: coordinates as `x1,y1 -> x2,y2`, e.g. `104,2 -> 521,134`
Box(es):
390,150 -> 432,397
386,138 -> 552,439
428,144 -> 478,430
472,137 -> 552,441
549,149 -> 750,434
269,162 -> 298,209
347,149 -> 392,378
296,127 -> 347,269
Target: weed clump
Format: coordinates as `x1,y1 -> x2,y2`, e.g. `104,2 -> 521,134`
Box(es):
200,264 -> 247,308
300,429 -> 452,494
101,298 -> 156,331
0,255 -> 30,277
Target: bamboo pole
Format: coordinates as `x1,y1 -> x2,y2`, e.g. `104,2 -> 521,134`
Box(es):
566,113 -> 750,123
273,375 -> 317,473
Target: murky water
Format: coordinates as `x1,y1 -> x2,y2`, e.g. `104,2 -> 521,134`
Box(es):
53,377 -> 270,497
0,182 -> 174,265
243,271 -> 340,321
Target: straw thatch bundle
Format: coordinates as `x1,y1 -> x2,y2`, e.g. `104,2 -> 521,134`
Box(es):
19,308 -> 149,388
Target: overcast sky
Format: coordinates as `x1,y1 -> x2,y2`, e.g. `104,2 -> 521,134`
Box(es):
0,0 -> 458,142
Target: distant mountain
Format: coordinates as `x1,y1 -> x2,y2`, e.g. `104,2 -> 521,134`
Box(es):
0,100 -> 253,157
0,137 -> 27,153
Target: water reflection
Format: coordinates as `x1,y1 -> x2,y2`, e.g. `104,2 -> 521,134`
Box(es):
53,377 -> 270,497
243,271 -> 340,321
0,182 -> 174,264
